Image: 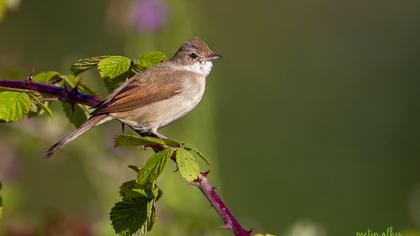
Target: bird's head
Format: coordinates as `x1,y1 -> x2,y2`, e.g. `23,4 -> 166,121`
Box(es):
171,37 -> 222,76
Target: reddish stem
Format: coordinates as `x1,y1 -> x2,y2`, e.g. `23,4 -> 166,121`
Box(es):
195,173 -> 251,236
0,78 -> 251,236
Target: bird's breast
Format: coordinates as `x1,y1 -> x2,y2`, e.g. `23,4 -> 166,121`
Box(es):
112,75 -> 206,131
171,75 -> 206,119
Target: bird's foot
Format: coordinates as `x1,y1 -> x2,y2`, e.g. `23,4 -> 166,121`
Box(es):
136,130 -> 166,140
151,131 -> 166,139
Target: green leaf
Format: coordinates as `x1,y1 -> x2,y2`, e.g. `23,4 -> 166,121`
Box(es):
0,91 -> 30,122
160,139 -> 210,165
119,180 -> 144,201
110,196 -> 156,236
98,56 -> 131,79
114,135 -> 166,147
115,135 -> 209,164
28,93 -> 53,117
61,102 -> 88,127
32,71 -> 59,83
103,73 -> 131,92
183,143 -> 211,165
175,148 -> 200,182
135,51 -> 167,69
112,177 -> 159,236
61,74 -> 79,88
130,63 -> 143,74
114,135 -> 188,148
160,138 -> 183,147
71,56 -> 109,76
137,149 -> 173,187
59,74 -> 100,97
111,148 -> 170,235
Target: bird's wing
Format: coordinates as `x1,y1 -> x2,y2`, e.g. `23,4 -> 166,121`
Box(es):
92,66 -> 186,115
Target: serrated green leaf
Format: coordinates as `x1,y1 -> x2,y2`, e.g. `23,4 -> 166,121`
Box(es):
184,143 -> 210,165
141,199 -> 156,234
160,138 -> 182,147
61,74 -> 80,88
28,93 -> 52,117
135,51 -> 167,69
114,135 -> 188,149
32,71 -> 59,83
115,135 -> 166,147
162,138 -> 210,165
110,196 -> 155,236
0,91 -> 30,122
112,177 -> 158,236
114,135 -> 209,165
61,102 -> 88,127
119,180 -> 145,201
71,56 -> 109,76
175,148 -> 200,182
103,73 -> 131,92
112,148 -> 169,235
137,149 -> 173,187
98,56 -> 131,79
130,63 -> 143,74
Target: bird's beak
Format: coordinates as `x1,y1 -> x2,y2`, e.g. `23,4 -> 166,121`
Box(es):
207,53 -> 223,61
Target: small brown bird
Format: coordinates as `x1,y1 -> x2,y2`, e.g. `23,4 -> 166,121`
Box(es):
46,37 -> 222,158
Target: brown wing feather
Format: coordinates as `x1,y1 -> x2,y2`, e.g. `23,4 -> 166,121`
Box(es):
92,64 -> 185,115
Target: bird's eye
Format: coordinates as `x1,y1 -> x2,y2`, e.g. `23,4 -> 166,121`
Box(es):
189,53 -> 198,59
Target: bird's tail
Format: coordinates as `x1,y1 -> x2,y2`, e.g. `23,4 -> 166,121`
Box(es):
45,114 -> 110,158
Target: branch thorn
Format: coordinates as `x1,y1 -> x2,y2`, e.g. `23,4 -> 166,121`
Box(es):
201,170 -> 210,177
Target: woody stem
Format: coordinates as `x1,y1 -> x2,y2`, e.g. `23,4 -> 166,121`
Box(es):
0,78 -> 251,236
0,78 -> 101,106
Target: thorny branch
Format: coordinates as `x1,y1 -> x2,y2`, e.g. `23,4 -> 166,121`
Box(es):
0,78 -> 251,236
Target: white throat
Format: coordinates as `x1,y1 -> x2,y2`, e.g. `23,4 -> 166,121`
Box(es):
183,61 -> 213,77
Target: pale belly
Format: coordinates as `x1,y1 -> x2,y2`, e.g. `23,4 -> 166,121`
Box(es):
110,81 -> 205,132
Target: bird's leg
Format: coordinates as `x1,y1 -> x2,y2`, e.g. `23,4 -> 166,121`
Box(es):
151,131 -> 166,139
132,129 -> 167,151
121,123 -> 125,133
145,127 -> 167,139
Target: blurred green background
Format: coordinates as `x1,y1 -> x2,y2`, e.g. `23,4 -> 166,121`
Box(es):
1,0 -> 420,235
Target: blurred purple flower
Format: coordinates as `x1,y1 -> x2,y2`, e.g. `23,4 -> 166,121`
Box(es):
130,0 -> 169,31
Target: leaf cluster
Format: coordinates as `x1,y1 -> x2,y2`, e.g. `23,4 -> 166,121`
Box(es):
0,71 -> 91,124
0,51 -> 225,235
71,52 -> 167,92
110,149 -> 170,235
0,51 -> 167,125
110,135 -> 210,235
